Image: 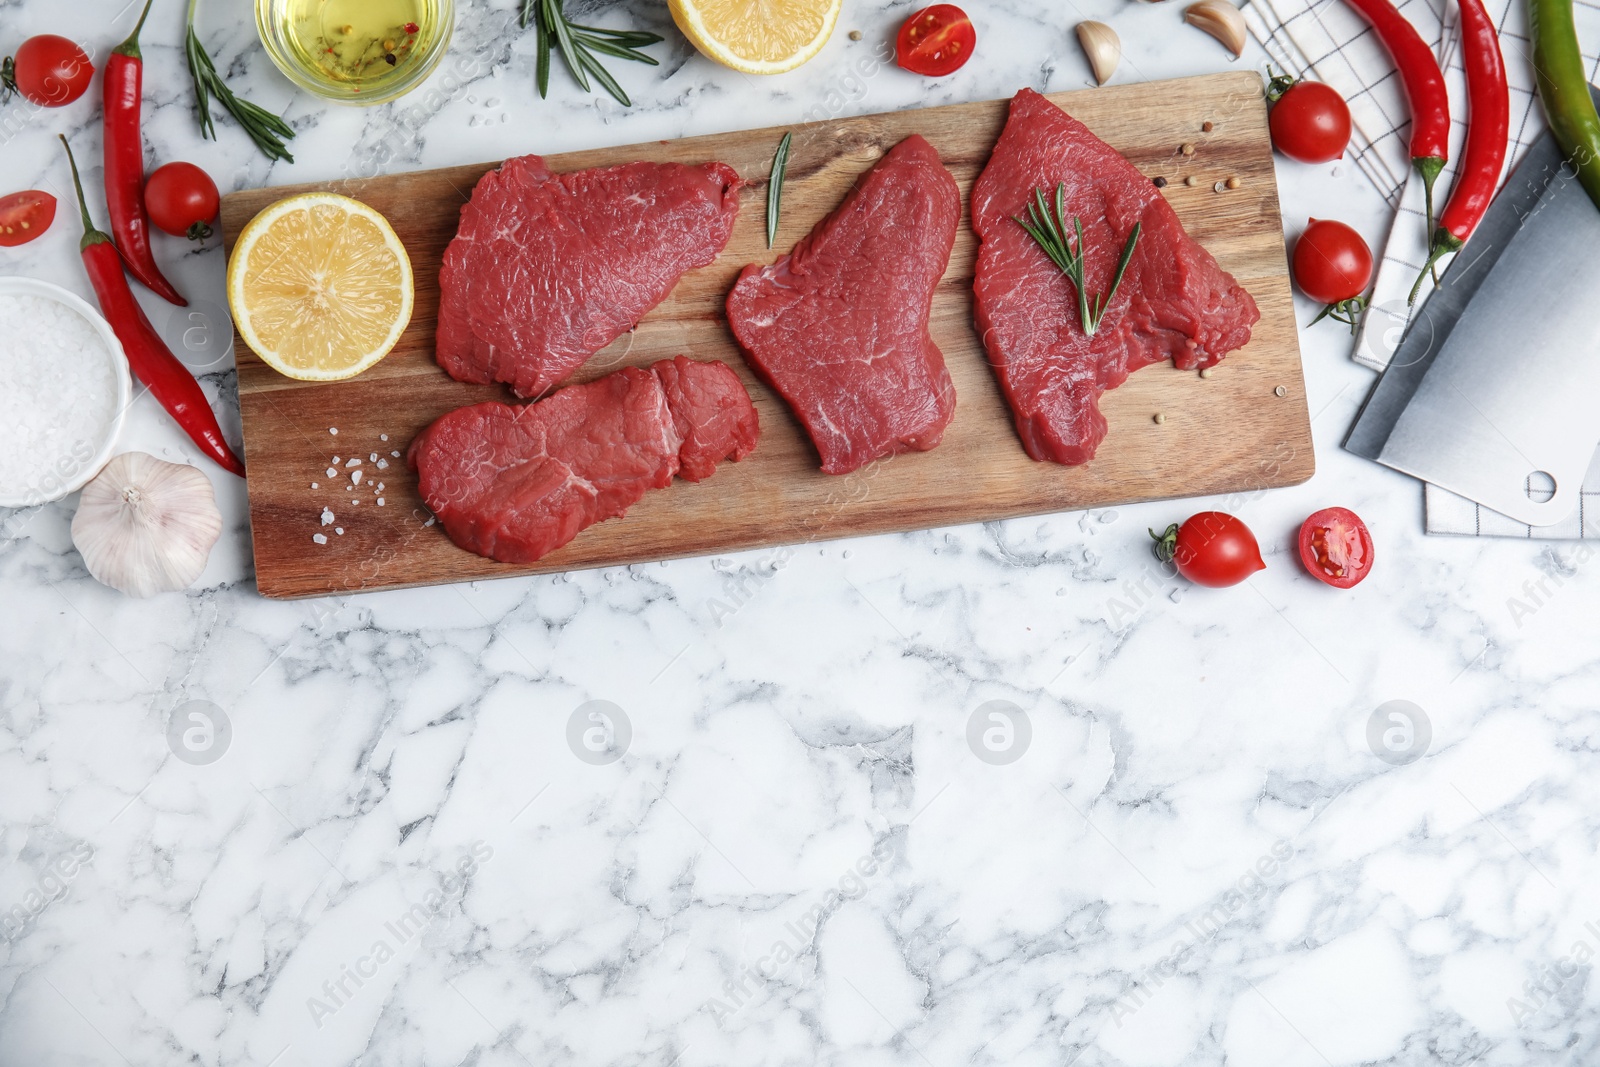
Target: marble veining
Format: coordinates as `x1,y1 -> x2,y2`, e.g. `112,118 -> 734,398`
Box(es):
3,0 -> 1599,1064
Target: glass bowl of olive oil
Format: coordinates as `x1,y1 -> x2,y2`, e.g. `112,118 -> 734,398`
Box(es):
256,0 -> 454,106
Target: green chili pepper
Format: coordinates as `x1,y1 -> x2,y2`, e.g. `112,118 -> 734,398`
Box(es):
1530,0 -> 1600,211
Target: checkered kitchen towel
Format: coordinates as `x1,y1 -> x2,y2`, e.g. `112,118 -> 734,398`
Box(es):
1245,0 -> 1600,537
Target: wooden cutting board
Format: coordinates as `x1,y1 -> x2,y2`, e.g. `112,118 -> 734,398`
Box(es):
221,71 -> 1313,600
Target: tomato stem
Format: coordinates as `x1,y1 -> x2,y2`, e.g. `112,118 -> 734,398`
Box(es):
1150,524 -> 1179,563
1265,64 -> 1298,102
186,219 -> 213,242
1310,295 -> 1369,334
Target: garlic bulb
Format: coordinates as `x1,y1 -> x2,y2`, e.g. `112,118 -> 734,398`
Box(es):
72,452 -> 222,598
1185,0 -> 1247,58
1076,22 -> 1121,86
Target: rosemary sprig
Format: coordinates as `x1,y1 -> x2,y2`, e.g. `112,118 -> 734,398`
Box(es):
522,0 -> 663,107
1014,183 -> 1141,337
185,0 -> 295,163
767,132 -> 792,249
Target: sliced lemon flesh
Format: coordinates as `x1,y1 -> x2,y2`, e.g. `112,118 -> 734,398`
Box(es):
227,192 -> 414,382
668,0 -> 842,75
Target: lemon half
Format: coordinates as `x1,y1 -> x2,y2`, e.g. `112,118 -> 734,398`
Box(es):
227,192 -> 414,382
668,0 -> 842,75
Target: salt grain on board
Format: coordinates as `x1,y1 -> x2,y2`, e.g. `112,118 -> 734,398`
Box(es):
352,470 -> 363,486
380,434 -> 388,441
329,428 -> 338,435
346,458 -> 361,468
377,498 -> 385,506
0,293 -> 119,497
369,453 -> 377,462
313,533 -> 328,544
326,467 -> 337,478
376,459 -> 389,470
320,507 -> 334,526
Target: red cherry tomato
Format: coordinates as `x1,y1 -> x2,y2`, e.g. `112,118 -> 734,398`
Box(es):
1298,507 -> 1373,588
1151,512 -> 1265,588
2,35 -> 93,108
1269,79 -> 1352,164
0,190 -> 57,247
1292,219 -> 1372,305
144,163 -> 221,242
895,5 -> 975,77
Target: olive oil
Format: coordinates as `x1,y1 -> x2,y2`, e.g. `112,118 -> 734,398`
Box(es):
275,0 -> 443,96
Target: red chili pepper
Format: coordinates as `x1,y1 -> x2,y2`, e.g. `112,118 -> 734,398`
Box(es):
1410,0 -> 1509,302
103,0 -> 186,307
1342,0 -> 1451,234
61,137 -> 244,478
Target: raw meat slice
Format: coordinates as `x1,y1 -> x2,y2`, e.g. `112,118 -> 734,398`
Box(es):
725,134 -> 960,475
652,355 -> 760,482
408,359 -> 758,563
436,155 -> 743,398
971,88 -> 1260,465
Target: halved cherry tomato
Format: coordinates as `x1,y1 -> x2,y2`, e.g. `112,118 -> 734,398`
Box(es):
1298,507 -> 1373,588
1151,512 -> 1265,587
0,190 -> 57,247
895,5 -> 975,77
144,162 -> 221,242
2,35 -> 93,108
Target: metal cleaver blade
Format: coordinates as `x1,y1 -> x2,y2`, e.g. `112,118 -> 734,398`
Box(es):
1345,112 -> 1600,527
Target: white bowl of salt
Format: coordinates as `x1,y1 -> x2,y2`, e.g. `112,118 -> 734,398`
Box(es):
0,277 -> 133,508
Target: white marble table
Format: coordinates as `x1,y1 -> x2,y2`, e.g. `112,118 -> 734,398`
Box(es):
2,1 -> 1596,1064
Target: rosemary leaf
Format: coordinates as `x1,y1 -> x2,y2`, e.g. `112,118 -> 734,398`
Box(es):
535,4 -> 552,98
521,0 -> 536,30
577,48 -> 630,107
572,35 -> 660,66
568,23 -> 665,46
766,132 -> 792,250
544,0 -> 590,93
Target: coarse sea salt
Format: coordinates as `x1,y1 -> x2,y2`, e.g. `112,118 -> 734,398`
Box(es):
0,294 -> 119,498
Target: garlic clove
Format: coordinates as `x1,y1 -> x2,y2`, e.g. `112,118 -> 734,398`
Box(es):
1185,0 -> 1247,58
1076,22 -> 1121,86
71,452 -> 222,598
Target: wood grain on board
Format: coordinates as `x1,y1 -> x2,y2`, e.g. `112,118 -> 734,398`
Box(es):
220,71 -> 1313,600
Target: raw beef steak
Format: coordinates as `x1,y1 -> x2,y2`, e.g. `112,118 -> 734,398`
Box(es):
408,359 -> 758,563
436,155 -> 743,398
971,88 -> 1260,465
725,135 -> 959,475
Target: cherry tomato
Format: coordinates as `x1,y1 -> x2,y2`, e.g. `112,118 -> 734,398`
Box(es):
1269,79 -> 1351,164
1151,512 -> 1265,588
2,35 -> 93,108
1298,507 -> 1373,589
144,163 -> 221,242
1292,219 -> 1372,305
0,190 -> 57,247
895,5 -> 975,77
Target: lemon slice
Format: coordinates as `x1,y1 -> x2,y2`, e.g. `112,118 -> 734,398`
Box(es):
227,192 -> 413,382
668,0 -> 842,75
